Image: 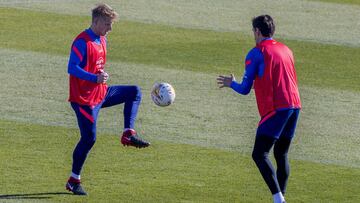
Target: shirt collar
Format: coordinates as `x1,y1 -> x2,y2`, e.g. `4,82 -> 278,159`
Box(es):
86,28 -> 100,41
261,37 -> 273,42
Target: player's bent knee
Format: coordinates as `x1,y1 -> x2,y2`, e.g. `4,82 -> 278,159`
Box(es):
80,136 -> 96,147
274,152 -> 287,161
252,150 -> 267,162
133,85 -> 142,100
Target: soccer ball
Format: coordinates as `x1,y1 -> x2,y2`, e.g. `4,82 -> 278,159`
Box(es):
151,82 -> 176,107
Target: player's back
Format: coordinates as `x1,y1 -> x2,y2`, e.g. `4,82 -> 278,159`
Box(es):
254,39 -> 301,117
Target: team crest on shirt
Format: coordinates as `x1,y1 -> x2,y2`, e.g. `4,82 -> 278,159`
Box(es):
96,57 -> 105,70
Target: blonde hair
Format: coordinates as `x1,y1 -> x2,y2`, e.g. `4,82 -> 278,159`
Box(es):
92,3 -> 118,21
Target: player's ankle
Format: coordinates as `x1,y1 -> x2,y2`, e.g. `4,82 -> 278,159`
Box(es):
273,192 -> 285,203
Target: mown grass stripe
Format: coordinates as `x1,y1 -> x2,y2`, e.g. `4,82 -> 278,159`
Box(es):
0,119 -> 359,202
1,0 -> 360,47
0,7 -> 359,92
1,48 -> 359,168
309,0 -> 360,5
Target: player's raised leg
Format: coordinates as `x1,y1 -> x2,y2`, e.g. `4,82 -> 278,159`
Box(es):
101,85 -> 150,148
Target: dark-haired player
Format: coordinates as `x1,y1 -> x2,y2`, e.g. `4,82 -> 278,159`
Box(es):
217,15 -> 301,203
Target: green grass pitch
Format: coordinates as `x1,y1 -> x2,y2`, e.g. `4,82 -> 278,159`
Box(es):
0,1 -> 360,202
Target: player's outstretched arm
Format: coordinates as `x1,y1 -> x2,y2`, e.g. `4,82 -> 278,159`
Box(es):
217,73 -> 253,95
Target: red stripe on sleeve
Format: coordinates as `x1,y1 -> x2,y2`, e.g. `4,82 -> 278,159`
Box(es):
72,46 -> 83,62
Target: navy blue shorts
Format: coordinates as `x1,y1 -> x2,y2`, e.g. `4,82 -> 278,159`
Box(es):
256,109 -> 300,139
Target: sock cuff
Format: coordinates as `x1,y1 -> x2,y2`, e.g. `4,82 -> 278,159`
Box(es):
273,192 -> 285,203
71,172 -> 81,180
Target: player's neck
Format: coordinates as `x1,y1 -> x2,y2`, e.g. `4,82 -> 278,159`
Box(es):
89,25 -> 100,37
256,36 -> 265,44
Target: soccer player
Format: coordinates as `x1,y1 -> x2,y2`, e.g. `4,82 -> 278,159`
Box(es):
217,15 -> 301,203
66,3 -> 150,195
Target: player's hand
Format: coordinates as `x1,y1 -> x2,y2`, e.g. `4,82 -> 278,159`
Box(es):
217,74 -> 235,88
97,71 -> 109,83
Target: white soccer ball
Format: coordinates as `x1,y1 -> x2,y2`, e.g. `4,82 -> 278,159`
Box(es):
151,82 -> 176,107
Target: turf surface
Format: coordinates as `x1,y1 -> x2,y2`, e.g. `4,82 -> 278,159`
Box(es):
0,1 -> 359,202
1,120 -> 359,202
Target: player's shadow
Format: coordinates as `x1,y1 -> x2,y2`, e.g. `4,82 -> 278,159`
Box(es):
0,192 -> 71,199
